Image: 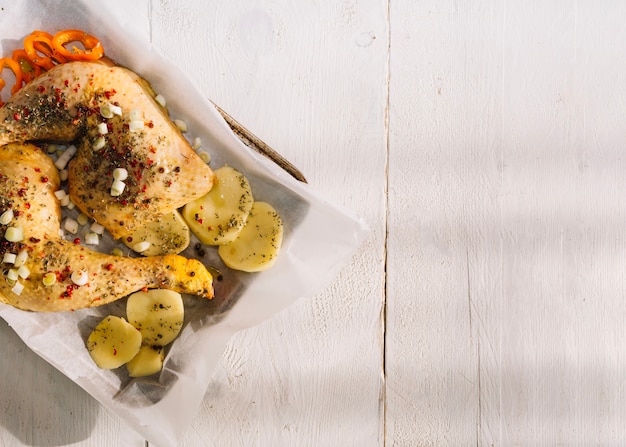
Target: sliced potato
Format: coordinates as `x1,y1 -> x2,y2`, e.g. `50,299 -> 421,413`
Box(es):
182,166 -> 253,245
126,345 -> 165,377
87,316 -> 142,369
218,201 -> 283,272
123,210 -> 190,256
126,289 -> 184,346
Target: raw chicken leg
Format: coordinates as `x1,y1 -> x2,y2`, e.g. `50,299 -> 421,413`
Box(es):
0,143 -> 213,312
0,60 -> 215,240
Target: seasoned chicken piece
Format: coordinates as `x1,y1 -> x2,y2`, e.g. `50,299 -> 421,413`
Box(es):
0,143 -> 213,312
0,61 -> 215,240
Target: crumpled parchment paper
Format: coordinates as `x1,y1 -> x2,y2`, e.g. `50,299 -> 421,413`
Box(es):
0,1 -> 368,445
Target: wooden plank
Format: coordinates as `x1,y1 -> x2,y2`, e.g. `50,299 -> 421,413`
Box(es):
387,0 -> 626,445
386,1 -> 503,443
149,0 -> 389,445
497,1 -> 626,445
0,319 -> 146,447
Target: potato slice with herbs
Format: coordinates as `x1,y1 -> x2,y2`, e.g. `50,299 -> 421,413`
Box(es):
123,210 -> 190,256
126,345 -> 165,377
126,289 -> 184,346
182,166 -> 253,245
218,201 -> 283,272
87,316 -> 142,369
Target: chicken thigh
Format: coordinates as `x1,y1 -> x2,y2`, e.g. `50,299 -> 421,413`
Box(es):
0,61 -> 215,240
0,142 -> 213,312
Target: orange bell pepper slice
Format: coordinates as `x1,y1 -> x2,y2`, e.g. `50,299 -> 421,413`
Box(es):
0,28 -> 107,102
52,29 -> 104,61
0,57 -> 24,105
0,78 -> 5,106
23,30 -> 58,70
12,49 -> 41,84
0,57 -> 24,95
33,40 -> 66,65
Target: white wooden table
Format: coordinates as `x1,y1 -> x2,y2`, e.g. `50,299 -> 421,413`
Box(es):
2,1 -> 626,445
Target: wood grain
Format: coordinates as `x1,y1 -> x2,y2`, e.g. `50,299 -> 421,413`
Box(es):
387,0 -> 626,445
0,319 -> 146,446
6,0 -> 626,446
147,1 -> 388,445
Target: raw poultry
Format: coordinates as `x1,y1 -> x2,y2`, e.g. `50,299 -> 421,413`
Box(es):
0,60 -> 215,240
0,142 -> 213,312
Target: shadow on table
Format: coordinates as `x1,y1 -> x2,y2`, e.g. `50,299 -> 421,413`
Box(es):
0,319 -> 99,447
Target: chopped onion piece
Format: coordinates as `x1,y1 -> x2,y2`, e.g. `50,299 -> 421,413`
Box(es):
6,269 -> 18,281
174,119 -> 188,132
54,190 -> 67,200
133,241 -> 151,253
64,218 -> 79,235
43,272 -> 56,286
71,270 -> 89,286
97,122 -> 108,134
90,222 -> 105,235
59,169 -> 69,181
93,136 -> 106,151
110,179 -> 126,196
77,214 -> 89,226
60,195 -> 71,207
0,209 -> 14,225
17,265 -> 30,279
110,104 -> 122,116
155,94 -> 166,107
14,249 -> 28,268
85,232 -> 99,245
193,137 -> 202,150
3,253 -> 16,264
129,120 -> 144,132
11,281 -> 24,296
55,145 -> 77,170
197,150 -> 211,164
113,168 -> 128,181
5,226 -> 24,242
100,104 -> 113,118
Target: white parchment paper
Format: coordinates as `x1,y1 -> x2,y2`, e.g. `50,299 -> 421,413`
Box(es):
0,1 -> 368,445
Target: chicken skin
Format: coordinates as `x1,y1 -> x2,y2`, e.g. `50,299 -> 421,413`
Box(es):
0,61 -> 215,240
0,143 -> 213,312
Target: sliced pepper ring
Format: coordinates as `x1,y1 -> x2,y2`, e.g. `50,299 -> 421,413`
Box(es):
0,57 -> 24,95
12,49 -> 42,84
0,78 -> 5,107
33,40 -> 67,65
23,30 -> 57,70
52,30 -> 104,61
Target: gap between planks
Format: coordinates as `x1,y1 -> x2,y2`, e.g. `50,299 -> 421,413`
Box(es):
382,0 -> 392,445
